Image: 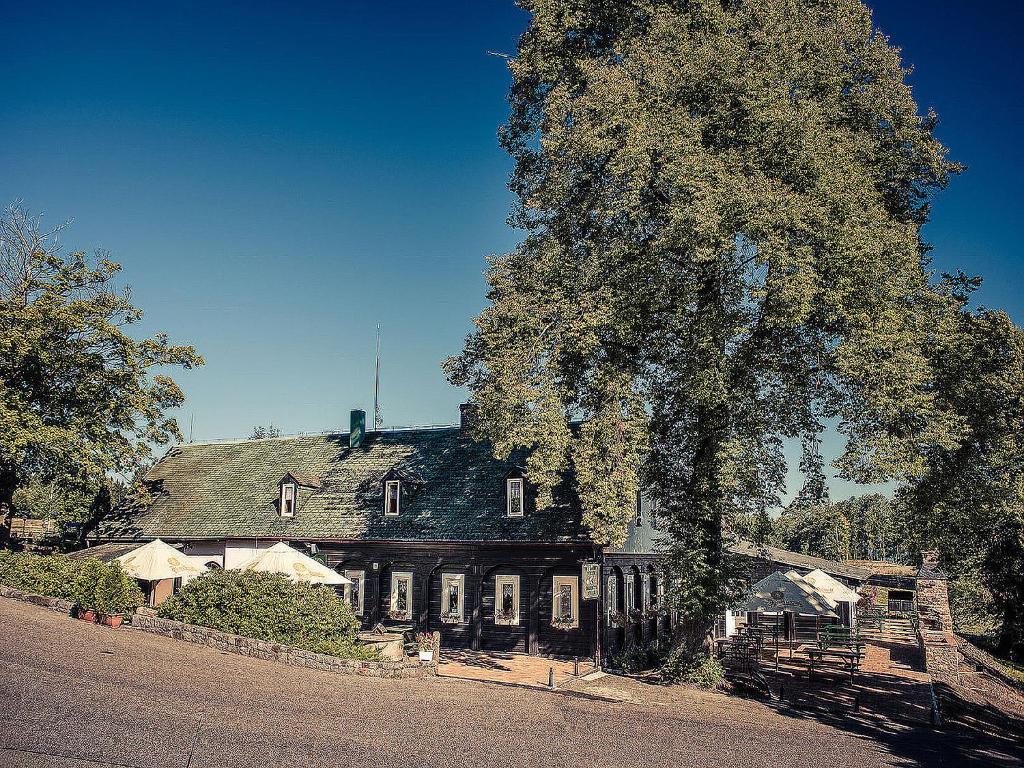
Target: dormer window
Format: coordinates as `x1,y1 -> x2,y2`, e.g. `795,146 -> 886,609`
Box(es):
384,480 -> 401,516
280,482 -> 296,518
277,473 -> 321,519
506,478 -> 524,517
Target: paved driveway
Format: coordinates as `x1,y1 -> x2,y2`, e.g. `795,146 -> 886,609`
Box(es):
0,598 -> 1018,768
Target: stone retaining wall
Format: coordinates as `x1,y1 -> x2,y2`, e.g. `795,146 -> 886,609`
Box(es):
956,635 -> 1024,694
1,585 -> 438,681
130,613 -> 437,679
919,629 -> 960,684
0,585 -> 75,616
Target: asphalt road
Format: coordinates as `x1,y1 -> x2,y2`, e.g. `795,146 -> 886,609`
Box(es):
0,598 -> 1016,768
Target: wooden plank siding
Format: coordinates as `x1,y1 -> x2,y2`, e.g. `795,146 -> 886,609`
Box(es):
602,553 -> 668,661
320,541 -> 600,659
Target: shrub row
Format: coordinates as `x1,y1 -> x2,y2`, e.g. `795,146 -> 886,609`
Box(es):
0,551 -> 143,615
157,569 -> 379,661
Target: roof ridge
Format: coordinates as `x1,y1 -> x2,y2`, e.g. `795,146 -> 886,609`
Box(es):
169,423 -> 463,448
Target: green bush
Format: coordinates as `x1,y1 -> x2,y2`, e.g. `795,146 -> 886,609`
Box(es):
0,551 -> 78,599
157,570 -> 375,660
308,636 -> 384,661
0,551 -> 143,614
661,646 -> 725,689
611,643 -> 656,674
90,561 -> 144,616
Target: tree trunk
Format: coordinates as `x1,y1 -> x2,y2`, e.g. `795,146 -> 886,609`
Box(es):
669,259 -> 731,658
997,601 -> 1023,663
0,470 -> 17,548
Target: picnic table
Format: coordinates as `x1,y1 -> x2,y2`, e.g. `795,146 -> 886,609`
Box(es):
818,625 -> 863,655
807,647 -> 863,681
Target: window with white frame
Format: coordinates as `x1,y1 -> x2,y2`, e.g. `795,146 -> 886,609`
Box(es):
390,571 -> 413,620
280,482 -> 296,517
343,570 -> 365,616
506,478 -> 524,517
441,573 -> 465,624
494,575 -> 520,625
551,575 -> 579,629
384,480 -> 401,516
625,573 -> 635,613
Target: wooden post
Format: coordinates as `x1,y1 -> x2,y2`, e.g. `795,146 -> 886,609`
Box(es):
471,571 -> 483,651
528,577 -> 540,655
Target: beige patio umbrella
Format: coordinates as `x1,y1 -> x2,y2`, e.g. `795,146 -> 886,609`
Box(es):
236,542 -> 350,585
800,569 -> 861,605
116,539 -> 209,581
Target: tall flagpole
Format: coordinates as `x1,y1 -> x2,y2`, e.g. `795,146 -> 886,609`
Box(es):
373,324 -> 382,430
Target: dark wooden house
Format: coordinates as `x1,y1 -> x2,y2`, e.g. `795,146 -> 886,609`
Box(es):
96,407 -> 664,661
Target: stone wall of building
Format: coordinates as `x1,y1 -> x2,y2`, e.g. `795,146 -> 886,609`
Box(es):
130,613 -> 437,679
915,551 -> 959,684
916,579 -> 953,629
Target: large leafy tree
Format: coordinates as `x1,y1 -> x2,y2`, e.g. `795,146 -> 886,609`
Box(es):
905,298 -> 1024,659
448,0 -> 960,647
0,205 -> 203,541
775,503 -> 851,562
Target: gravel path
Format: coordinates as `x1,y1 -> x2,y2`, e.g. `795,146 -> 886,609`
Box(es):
0,598 -> 1018,768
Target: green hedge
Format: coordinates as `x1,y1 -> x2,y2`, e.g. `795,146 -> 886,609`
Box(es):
157,570 -> 379,660
0,551 -> 143,615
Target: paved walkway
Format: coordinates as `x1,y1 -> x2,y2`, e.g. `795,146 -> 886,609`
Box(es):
2,597 -> 1022,768
437,648 -> 596,687
753,620 -> 934,724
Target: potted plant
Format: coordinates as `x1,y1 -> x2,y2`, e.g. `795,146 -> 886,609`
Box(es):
94,562 -> 142,628
551,616 -> 576,631
72,558 -> 105,623
495,606 -> 517,624
440,610 -> 461,624
416,632 -> 434,662
608,610 -> 627,628
76,605 -> 98,623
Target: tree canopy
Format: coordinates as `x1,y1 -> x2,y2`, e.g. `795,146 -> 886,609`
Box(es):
447,0 -> 960,638
904,297 -> 1024,659
0,205 -> 202,538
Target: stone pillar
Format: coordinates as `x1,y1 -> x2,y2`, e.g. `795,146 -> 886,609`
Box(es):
915,550 -> 959,684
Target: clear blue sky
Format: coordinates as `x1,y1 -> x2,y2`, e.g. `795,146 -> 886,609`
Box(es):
3,1 -> 1021,497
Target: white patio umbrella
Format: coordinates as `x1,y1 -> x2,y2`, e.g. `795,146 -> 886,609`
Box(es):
116,539 -> 209,581
236,542 -> 350,585
800,569 -> 861,605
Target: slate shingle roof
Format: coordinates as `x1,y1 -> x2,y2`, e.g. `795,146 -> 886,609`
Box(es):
98,427 -> 588,544
729,540 -> 873,582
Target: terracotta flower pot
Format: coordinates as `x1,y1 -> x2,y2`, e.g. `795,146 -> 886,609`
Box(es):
100,614 -> 123,628
77,608 -> 97,623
